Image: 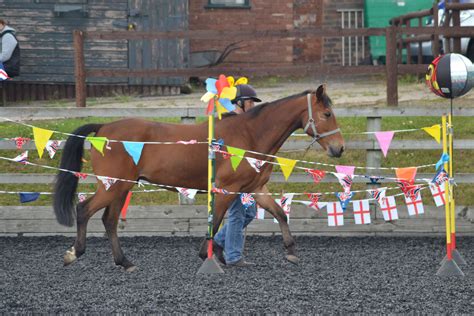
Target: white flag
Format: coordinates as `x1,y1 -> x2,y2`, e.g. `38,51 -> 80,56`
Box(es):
380,196 -> 398,221
274,193 -> 294,223
298,200 -> 327,211
430,182 -> 446,207
245,157 -> 266,173
176,187 -> 198,200
46,140 -> 61,159
97,176 -> 117,191
255,205 -> 265,220
405,194 -> 425,216
352,199 -> 371,225
327,202 -> 344,226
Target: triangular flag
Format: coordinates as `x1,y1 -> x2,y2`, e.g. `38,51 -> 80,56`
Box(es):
375,131 -> 395,157
335,165 -> 355,176
395,167 -> 417,183
97,176 -> 117,191
422,124 -> 441,144
46,140 -> 61,159
245,157 -> 266,173
435,153 -> 449,171
299,200 -> 327,211
86,136 -> 108,156
276,157 -> 297,180
13,151 -> 28,164
274,193 -> 294,223
19,192 -> 40,203
333,172 -> 353,193
227,146 -> 246,171
336,192 -> 353,211
176,187 -> 198,200
305,169 -> 326,184
368,187 -> 387,205
33,127 -> 54,158
123,141 -> 144,165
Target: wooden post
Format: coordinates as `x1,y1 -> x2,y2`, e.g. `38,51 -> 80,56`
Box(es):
452,4 -> 461,53
432,3 -> 440,58
73,30 -> 86,107
385,26 -> 398,106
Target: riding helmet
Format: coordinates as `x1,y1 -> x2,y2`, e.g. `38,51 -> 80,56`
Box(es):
232,84 -> 262,103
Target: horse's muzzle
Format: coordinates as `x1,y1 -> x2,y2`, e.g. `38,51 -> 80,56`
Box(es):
328,145 -> 344,158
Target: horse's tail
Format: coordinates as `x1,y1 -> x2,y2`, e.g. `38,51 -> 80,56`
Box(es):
54,123 -> 103,227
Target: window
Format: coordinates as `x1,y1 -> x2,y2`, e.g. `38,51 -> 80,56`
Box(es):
207,0 -> 250,9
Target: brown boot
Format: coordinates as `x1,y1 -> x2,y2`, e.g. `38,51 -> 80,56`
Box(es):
213,241 -> 226,265
226,258 -> 255,267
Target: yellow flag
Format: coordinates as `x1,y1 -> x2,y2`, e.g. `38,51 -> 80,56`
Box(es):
33,127 -> 54,158
422,124 -> 441,144
86,136 -> 108,156
276,157 -> 297,181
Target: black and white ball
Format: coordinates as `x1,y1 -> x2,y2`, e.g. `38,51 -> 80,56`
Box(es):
426,53 -> 474,98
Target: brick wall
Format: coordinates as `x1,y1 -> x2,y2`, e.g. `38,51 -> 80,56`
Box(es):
189,0 -> 294,66
293,0 -> 323,63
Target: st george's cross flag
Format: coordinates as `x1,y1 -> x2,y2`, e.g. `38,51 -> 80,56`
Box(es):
379,196 -> 399,221
430,182 -> 446,207
352,199 -> 371,225
326,202 -> 344,226
405,192 -> 425,216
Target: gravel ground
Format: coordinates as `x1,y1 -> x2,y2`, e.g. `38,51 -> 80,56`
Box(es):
1,236 -> 473,314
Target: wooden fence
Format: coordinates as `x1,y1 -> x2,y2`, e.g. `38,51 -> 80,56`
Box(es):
1,105 -> 473,236
73,21 -> 474,107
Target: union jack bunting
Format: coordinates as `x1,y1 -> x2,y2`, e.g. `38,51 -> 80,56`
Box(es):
176,187 -> 198,200
432,168 -> 449,186
333,172 -> 353,193
396,178 -> 414,192
210,139 -> 224,152
77,193 -> 87,203
13,151 -> 28,164
305,169 -> 326,184
274,193 -> 294,223
211,187 -> 229,195
46,140 -> 61,159
299,200 -> 327,211
97,176 -> 117,191
240,193 -> 255,208
336,191 -> 353,211
0,64 -> 9,81
74,172 -> 88,179
246,157 -> 266,173
429,182 -> 446,207
305,192 -> 323,210
368,187 -> 387,205
365,175 -> 384,185
402,185 -> 421,201
12,137 -> 30,150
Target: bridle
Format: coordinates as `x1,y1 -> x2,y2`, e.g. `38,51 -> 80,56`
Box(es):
303,93 -> 341,147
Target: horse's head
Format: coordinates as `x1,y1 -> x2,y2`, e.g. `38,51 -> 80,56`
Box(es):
302,84 -> 345,157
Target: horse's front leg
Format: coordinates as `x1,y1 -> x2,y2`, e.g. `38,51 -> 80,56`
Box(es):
254,185 -> 299,265
198,192 -> 236,261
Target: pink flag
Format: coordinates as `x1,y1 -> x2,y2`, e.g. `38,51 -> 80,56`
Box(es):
375,131 -> 395,157
335,165 -> 355,176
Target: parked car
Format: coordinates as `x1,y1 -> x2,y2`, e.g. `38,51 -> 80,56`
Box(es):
409,0 -> 474,62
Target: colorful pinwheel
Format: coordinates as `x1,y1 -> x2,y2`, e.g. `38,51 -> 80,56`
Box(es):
201,74 -> 248,118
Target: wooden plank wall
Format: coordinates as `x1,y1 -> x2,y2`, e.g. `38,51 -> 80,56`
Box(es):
1,205 -> 473,236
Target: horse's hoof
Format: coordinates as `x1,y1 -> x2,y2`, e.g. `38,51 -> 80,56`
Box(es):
286,255 -> 300,265
63,247 -> 77,266
125,265 -> 137,273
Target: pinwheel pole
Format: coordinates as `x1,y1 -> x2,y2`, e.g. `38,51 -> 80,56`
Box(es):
197,95 -> 224,274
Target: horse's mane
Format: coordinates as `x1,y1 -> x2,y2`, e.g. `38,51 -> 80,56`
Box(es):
220,89 -> 332,119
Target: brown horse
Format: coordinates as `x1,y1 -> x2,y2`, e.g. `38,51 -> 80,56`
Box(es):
53,84 -> 344,271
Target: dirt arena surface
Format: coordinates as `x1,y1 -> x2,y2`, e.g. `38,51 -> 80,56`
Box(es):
2,235 -> 473,314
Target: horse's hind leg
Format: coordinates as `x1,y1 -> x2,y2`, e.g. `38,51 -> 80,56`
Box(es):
64,197 -> 101,266
102,191 -> 136,271
254,185 -> 299,264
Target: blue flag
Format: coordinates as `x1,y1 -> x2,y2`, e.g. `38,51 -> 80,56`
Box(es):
435,153 -> 449,171
19,192 -> 40,203
336,192 -> 353,211
123,141 -> 144,165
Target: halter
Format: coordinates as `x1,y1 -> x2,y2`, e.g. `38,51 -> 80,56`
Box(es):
303,93 -> 341,146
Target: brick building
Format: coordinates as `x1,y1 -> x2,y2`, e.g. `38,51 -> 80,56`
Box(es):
189,0 -> 366,67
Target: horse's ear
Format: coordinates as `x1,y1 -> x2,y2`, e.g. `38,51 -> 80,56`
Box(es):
316,84 -> 326,101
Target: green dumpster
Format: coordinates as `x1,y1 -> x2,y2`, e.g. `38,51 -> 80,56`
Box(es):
365,0 -> 433,64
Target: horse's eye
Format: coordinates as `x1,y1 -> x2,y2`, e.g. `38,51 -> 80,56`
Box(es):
324,112 -> 332,118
